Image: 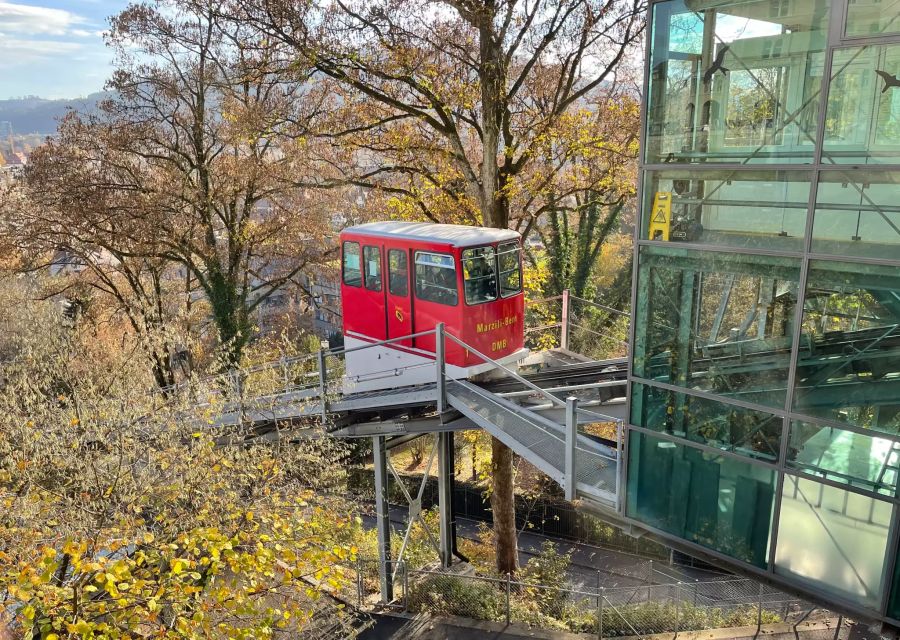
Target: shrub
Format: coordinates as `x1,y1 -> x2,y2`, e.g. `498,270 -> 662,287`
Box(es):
569,601 -> 783,636
408,574 -> 503,621
520,541 -> 572,618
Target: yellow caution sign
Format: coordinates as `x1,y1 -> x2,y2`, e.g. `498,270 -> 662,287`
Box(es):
649,191 -> 672,241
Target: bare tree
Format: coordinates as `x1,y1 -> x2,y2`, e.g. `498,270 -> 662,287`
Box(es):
233,0 -> 646,574
15,0 -> 333,369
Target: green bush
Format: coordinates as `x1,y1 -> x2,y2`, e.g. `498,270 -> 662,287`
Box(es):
408,574 -> 503,621
520,541 -> 572,618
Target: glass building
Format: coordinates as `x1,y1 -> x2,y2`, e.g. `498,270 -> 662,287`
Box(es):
625,0 -> 900,623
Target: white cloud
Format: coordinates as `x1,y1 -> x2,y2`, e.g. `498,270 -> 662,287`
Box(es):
0,37 -> 83,67
0,2 -> 87,36
69,28 -> 104,37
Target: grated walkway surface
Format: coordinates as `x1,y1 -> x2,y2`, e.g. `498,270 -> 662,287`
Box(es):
447,380 -> 617,504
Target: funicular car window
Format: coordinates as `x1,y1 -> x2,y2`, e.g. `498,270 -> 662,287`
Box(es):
497,241 -> 522,297
388,249 -> 408,297
343,241 -> 362,287
414,252 -> 458,306
462,246 -> 498,305
363,245 -> 382,291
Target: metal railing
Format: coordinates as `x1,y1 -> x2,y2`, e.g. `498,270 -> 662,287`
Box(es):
440,324 -> 623,504
334,558 -> 829,639
525,290 -> 631,359
154,287 -> 624,407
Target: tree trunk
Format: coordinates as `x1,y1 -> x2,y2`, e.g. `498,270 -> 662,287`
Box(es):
489,436 -> 518,575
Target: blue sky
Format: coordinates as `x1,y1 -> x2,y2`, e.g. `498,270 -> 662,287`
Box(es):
0,0 -> 128,99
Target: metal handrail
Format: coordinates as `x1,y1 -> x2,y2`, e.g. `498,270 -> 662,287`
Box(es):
444,331 -> 623,424
569,293 -> 632,319
328,329 -> 438,357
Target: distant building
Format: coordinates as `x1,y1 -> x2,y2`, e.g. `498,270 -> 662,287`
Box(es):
305,266 -> 342,345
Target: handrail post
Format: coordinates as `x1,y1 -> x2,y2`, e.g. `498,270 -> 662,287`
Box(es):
561,289 -> 570,350
435,323 -> 447,414
565,396 -> 578,501
317,349 -> 328,425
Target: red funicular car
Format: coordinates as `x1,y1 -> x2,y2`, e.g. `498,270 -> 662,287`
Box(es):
340,221 -> 528,393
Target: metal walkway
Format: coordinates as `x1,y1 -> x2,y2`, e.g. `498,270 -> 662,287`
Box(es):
447,379 -> 618,507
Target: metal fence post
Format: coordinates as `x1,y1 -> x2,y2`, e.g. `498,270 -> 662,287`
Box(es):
693,579 -> 698,606
757,583 -> 764,630
402,561 -> 409,611
505,573 -> 511,625
565,396 -> 578,501
561,289 -> 570,350
317,349 -> 328,424
356,556 -> 363,609
598,588 -> 605,639
435,323 -> 446,414
676,582 -> 681,634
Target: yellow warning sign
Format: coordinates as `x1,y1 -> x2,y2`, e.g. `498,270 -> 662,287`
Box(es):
649,191 -> 672,241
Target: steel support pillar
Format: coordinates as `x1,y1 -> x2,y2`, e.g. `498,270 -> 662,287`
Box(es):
372,435 -> 393,602
561,289 -> 571,350
437,431 -> 455,568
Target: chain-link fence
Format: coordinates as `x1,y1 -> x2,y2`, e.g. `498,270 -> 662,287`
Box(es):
335,558 -> 832,639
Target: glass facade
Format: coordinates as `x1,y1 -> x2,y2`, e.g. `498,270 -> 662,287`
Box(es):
629,0 -> 900,623
627,431 -> 776,567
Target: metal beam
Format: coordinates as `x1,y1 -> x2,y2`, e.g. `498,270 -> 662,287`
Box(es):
437,431 -> 455,568
372,435 -> 393,602
565,397 -> 578,501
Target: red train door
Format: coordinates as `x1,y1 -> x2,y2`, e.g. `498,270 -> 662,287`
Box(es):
385,246 -> 413,346
360,242 -> 387,341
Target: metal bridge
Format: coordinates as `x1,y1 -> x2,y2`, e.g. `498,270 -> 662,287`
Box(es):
160,293 -> 630,602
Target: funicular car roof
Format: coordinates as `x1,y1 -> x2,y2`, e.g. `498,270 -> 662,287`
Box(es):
342,221 -> 519,248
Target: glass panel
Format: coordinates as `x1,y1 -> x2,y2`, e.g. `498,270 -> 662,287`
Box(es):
462,246 -> 498,304
812,171 -> 900,259
645,0 -> 828,165
787,421 -> 900,496
631,382 -> 782,461
342,241 -> 361,287
363,245 -> 382,291
414,252 -> 458,306
823,45 -> 900,165
641,169 -> 812,250
497,241 -> 522,297
626,431 -> 775,567
792,260 -> 900,434
633,246 -> 801,408
845,1 -> 900,38
775,475 -> 892,608
388,249 -> 408,297
890,541 -> 900,620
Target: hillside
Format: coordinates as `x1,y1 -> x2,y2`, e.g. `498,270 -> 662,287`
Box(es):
0,93 -> 107,136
